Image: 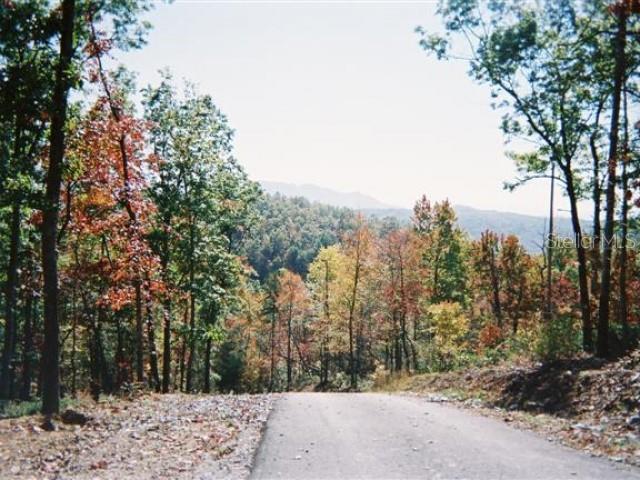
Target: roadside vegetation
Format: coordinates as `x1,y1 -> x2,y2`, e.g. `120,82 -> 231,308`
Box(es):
1,0 -> 640,476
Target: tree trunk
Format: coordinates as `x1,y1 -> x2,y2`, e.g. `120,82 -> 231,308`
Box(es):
161,229 -> 172,393
563,165 -> 593,352
203,337 -> 212,393
545,164 -> 555,321
70,287 -> 77,397
20,286 -> 34,401
146,297 -> 161,392
1,202 -> 21,398
286,302 -> 293,391
185,288 -> 196,392
618,90 -> 630,346
589,105 -> 603,299
185,218 -> 196,392
269,306 -> 276,391
162,298 -> 171,393
41,0 -> 75,416
348,240 -> 362,390
134,282 -> 144,382
598,9 -> 627,358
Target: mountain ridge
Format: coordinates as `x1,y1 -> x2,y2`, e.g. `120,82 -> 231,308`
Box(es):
260,181 -> 576,251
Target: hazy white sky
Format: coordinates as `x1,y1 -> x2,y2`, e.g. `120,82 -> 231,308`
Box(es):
121,0 -> 577,217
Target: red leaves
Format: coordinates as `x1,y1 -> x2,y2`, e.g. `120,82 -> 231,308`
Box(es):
63,96 -> 162,311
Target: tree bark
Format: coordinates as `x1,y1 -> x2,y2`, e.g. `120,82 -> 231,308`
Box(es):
286,301 -> 292,391
598,9 -> 627,358
1,202 -> 21,398
135,282 -> 144,382
618,90 -> 630,345
19,283 -> 34,401
161,224 -> 172,393
545,164 -> 555,321
146,297 -> 161,392
269,303 -> 276,391
563,165 -> 593,351
41,0 -> 75,416
162,298 -> 171,393
589,104 -> 604,299
203,337 -> 212,393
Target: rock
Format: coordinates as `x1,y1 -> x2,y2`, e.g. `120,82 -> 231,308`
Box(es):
571,423 -> 591,431
41,416 -> 57,431
626,415 -> 640,427
61,409 -> 90,425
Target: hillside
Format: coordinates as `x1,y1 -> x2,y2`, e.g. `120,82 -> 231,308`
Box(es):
260,181 -> 576,251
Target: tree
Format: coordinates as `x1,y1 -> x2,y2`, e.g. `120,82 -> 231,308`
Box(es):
597,0 -> 633,358
41,0 -> 76,417
39,0 -> 153,415
144,76 -> 258,393
0,0 -> 55,399
377,228 -> 423,372
419,0 -> 607,351
471,231 -> 503,329
342,216 -> 374,389
413,197 -> 468,305
307,245 -> 349,387
275,269 -> 308,391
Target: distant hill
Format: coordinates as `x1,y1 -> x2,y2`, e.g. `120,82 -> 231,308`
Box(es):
259,181 -> 576,252
261,181 -> 396,210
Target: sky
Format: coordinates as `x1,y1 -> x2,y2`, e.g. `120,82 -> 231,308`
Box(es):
120,0 -> 576,217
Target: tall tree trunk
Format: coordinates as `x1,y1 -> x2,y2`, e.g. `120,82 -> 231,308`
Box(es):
177,304 -> 188,392
146,297 -> 161,392
564,165 -> 593,352
269,306 -> 276,391
134,283 -> 144,382
489,249 -> 503,327
545,164 -> 555,321
203,337 -> 212,393
41,0 -> 75,416
286,302 -> 292,391
185,219 -> 196,392
598,8 -> 627,358
348,237 -> 362,390
20,285 -> 34,401
161,229 -> 171,393
1,202 -> 21,398
618,90 -> 630,345
97,308 -> 113,395
70,286 -> 77,397
589,104 -> 604,299
115,314 -> 126,387
162,298 -> 171,393
186,289 -> 196,392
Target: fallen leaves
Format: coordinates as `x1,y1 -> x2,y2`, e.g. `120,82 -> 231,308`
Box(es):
0,393 -> 275,479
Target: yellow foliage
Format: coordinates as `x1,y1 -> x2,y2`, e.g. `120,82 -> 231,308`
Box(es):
427,301 -> 469,357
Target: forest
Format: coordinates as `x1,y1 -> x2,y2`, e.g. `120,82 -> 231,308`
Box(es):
1,0 -> 640,433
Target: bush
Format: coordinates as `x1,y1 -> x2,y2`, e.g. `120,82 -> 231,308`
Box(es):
426,301 -> 470,370
535,314 -> 582,360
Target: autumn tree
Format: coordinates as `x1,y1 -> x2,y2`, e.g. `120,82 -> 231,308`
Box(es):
377,229 -> 423,372
275,270 -> 309,390
413,197 -> 468,305
421,0 -> 640,356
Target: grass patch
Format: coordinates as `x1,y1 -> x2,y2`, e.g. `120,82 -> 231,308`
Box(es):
0,397 -> 78,419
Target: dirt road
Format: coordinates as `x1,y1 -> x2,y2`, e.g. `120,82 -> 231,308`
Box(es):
251,393 -> 640,480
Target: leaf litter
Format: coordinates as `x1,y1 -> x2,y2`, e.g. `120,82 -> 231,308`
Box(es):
0,393 -> 275,479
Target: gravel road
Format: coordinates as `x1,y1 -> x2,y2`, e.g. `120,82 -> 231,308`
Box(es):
250,392 -> 640,480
